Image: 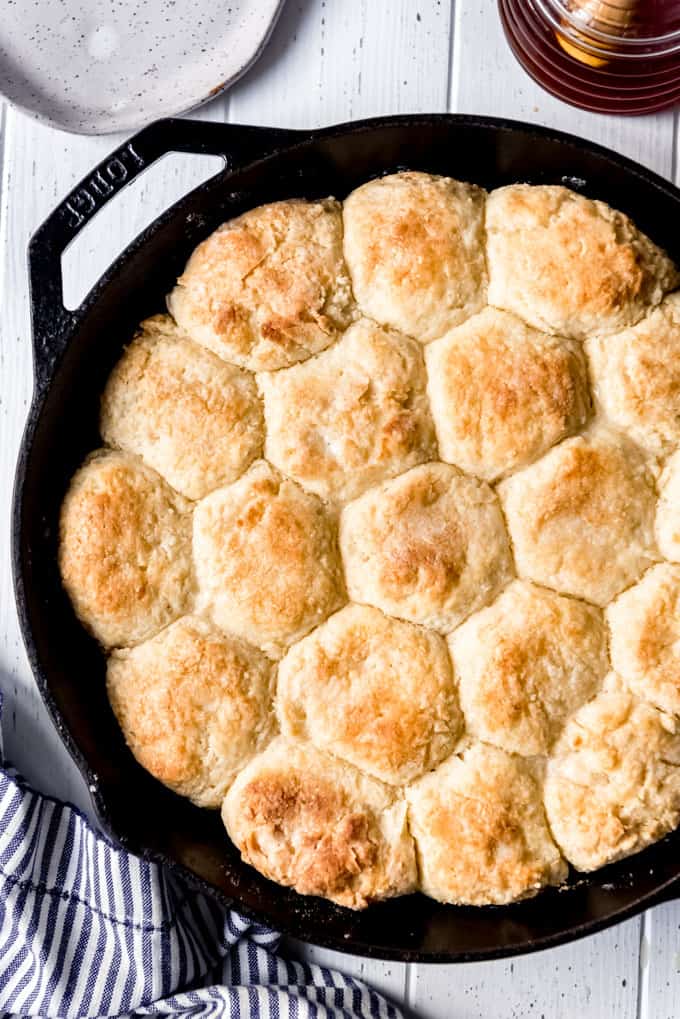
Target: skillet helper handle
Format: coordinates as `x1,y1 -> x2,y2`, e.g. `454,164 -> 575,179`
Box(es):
27,117 -> 303,389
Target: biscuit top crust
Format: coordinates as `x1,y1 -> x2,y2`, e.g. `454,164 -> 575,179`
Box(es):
339,461 -> 513,633
450,580 -> 608,756
59,450 -> 193,648
586,293 -> 680,454
487,184 -> 678,339
193,460 -> 345,658
656,451 -> 680,562
107,615 -> 275,808
222,738 -> 417,909
343,171 -> 487,342
544,675 -> 680,872
498,426 -> 659,605
426,307 -> 591,481
101,314 -> 263,500
276,602 -> 462,785
607,563 -> 680,718
406,743 -> 567,906
169,199 -> 355,371
260,318 -> 436,504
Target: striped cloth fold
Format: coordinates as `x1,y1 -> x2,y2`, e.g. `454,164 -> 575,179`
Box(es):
0,763 -> 404,1019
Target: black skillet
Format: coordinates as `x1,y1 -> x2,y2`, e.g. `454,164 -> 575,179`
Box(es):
12,114 -> 680,962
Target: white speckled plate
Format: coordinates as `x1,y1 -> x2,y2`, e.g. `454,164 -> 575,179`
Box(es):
0,0 -> 284,134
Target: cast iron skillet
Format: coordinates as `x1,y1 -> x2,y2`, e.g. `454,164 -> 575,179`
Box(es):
12,114 -> 680,962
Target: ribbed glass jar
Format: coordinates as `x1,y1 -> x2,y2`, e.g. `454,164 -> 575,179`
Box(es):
498,0 -> 680,114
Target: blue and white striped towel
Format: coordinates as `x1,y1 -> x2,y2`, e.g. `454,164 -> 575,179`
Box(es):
0,761 -> 405,1018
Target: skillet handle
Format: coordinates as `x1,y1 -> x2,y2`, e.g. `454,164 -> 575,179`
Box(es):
27,117 -> 304,390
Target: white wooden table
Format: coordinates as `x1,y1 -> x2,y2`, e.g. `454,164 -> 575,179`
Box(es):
1,3 -> 679,1016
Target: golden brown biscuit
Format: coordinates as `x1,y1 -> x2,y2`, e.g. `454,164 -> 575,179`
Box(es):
450,580 -> 607,756
544,675 -> 680,871
260,318 -> 436,503
222,738 -> 417,909
276,603 -> 461,785
486,184 -> 677,339
101,315 -> 263,500
498,426 -> 659,605
342,171 -> 487,342
168,199 -> 355,371
107,615 -> 275,807
339,462 -> 513,633
193,461 -> 345,658
586,294 -> 680,453
607,563 -> 680,717
59,451 -> 192,648
425,308 -> 591,480
656,451 -> 680,561
406,743 -> 567,905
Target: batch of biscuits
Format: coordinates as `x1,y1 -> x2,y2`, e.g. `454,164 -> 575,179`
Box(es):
58,171 -> 680,909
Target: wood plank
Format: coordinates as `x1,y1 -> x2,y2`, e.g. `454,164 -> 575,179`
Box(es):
408,920 -> 641,1019
639,902 -> 680,1019
228,0 -> 452,128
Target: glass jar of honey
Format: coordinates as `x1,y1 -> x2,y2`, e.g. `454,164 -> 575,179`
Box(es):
498,0 -> 680,114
